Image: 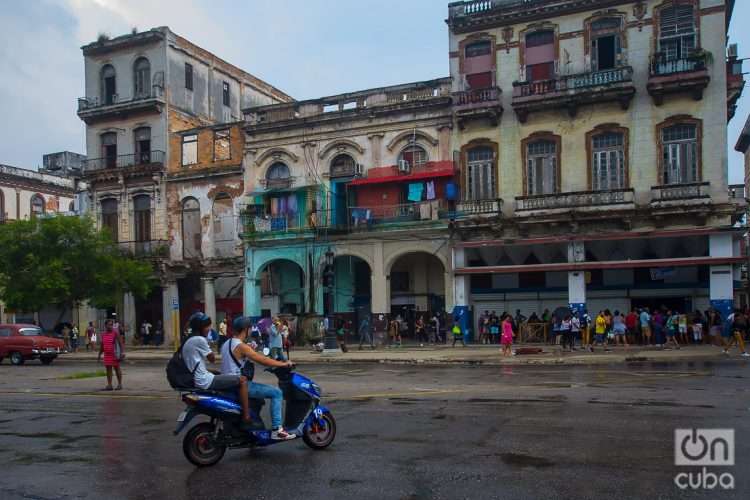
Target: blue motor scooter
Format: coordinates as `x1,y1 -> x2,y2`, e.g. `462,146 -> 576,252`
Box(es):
174,366 -> 335,466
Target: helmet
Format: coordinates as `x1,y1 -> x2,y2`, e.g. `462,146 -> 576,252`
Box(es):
232,316 -> 252,332
188,312 -> 212,334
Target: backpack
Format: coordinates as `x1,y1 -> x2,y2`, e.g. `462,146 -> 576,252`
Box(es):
166,341 -> 197,389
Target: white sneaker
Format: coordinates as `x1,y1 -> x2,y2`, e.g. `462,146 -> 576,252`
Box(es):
722,350 -> 729,355
271,428 -> 296,440
741,352 -> 750,358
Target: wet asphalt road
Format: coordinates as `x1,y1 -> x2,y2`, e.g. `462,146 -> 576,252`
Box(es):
0,359 -> 748,500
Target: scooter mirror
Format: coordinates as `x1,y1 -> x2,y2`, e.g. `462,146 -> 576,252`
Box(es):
262,347 -> 271,356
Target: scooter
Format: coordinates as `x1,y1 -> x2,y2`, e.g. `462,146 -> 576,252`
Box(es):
174,366 -> 336,467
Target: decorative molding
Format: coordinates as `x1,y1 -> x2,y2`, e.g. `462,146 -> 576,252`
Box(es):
386,130 -> 439,152
253,147 -> 299,167
318,139 -> 365,159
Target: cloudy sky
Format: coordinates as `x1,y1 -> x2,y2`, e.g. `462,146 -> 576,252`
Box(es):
0,0 -> 748,181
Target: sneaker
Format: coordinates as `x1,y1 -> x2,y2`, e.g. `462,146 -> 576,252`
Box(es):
741,352 -> 750,358
272,428 -> 296,440
722,350 -> 729,355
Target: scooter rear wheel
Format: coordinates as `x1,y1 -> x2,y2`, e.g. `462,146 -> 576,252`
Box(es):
183,422 -> 226,467
303,412 -> 336,450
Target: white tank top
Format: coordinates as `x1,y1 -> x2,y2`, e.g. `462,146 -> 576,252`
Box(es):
220,338 -> 245,376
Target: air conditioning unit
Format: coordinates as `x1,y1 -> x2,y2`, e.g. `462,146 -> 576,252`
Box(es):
354,163 -> 364,176
728,44 -> 738,58
398,160 -> 410,173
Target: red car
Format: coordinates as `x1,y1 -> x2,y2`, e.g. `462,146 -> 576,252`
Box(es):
0,324 -> 65,365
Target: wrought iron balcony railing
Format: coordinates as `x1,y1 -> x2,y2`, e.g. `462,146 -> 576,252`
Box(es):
450,198 -> 503,218
83,150 -> 165,172
729,184 -> 746,201
516,188 -> 635,211
77,86 -> 165,112
650,56 -> 705,77
452,87 -> 502,107
513,66 -> 633,98
349,200 -> 444,229
650,182 -> 710,202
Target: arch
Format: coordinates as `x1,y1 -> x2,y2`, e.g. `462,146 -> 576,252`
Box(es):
30,194 -> 45,218
266,162 -> 291,180
100,64 -> 117,105
133,194 -> 151,244
133,56 -> 151,97
254,147 -> 299,167
255,258 -> 306,315
333,254 -> 372,318
326,249 -> 374,271
398,144 -> 428,169
386,130 -> 439,152
181,197 -> 201,260
457,32 -> 497,75
387,251 -> 449,326
329,153 -> 356,178
583,11 -> 628,70
518,22 -> 559,82
318,139 -> 365,160
652,0 -> 700,57
384,247 -> 449,277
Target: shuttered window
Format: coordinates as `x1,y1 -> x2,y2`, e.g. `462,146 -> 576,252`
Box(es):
659,5 -> 696,60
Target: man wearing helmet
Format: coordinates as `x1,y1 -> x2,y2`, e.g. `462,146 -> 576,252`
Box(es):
182,312 -> 252,428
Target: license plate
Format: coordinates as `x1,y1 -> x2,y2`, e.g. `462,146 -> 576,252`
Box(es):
46,348 -> 56,353
177,411 -> 187,422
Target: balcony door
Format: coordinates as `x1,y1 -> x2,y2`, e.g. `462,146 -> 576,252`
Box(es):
101,65 -> 116,105
526,141 -> 557,195
659,5 -> 696,61
466,146 -> 496,201
590,18 -> 622,71
591,132 -> 625,190
134,127 -> 151,164
182,197 -> 202,259
133,195 -> 151,253
662,124 -> 698,185
525,30 -> 555,82
101,132 -> 117,169
101,198 -> 118,242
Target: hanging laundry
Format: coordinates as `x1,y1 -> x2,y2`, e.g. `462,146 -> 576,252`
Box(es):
408,182 -> 424,202
279,196 -> 288,215
270,197 -> 279,215
426,181 -> 436,200
287,193 -> 298,214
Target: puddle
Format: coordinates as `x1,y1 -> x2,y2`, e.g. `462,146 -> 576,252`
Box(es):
329,478 -> 363,488
500,452 -> 554,468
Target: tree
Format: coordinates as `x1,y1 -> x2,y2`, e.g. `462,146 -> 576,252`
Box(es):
0,215 -> 156,327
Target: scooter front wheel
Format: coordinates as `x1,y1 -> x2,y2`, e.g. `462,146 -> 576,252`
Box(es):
303,412 -> 336,450
183,422 -> 226,467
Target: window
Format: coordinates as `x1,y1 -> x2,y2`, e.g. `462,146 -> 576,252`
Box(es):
185,63 -> 193,91
134,127 -> 151,164
30,195 -> 45,218
659,5 -> 696,61
212,193 -> 235,258
525,30 -> 555,81
181,134 -> 198,166
526,140 -> 557,195
101,198 -> 118,241
182,198 -> 201,259
222,81 -> 230,107
100,132 -> 117,168
330,154 -> 355,178
591,132 -> 625,190
133,57 -> 150,97
590,18 -> 622,71
266,162 -> 291,183
662,124 -> 698,184
101,64 -> 116,105
391,271 -> 410,293
466,146 -> 496,200
466,72 -> 492,90
133,195 -> 151,244
0,328 -> 10,337
213,129 -> 231,161
465,40 -> 491,58
398,145 -> 428,169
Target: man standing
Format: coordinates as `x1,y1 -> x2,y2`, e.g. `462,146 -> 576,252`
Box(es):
140,320 -> 152,346
218,318 -> 228,349
358,315 -> 374,350
639,308 -> 652,346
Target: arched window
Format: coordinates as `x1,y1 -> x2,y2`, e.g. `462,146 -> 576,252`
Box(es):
265,162 -> 291,188
330,154 -> 355,178
182,197 -> 201,259
590,17 -> 623,71
133,57 -> 151,98
591,131 -> 625,190
101,198 -> 118,241
101,132 -> 117,168
399,145 -> 428,169
133,195 -> 151,244
101,64 -> 117,105
134,127 -> 151,164
659,5 -> 696,61
30,194 -> 45,218
525,30 -> 555,82
465,146 -> 495,200
212,193 -> 235,258
662,123 -> 698,184
526,140 -> 558,195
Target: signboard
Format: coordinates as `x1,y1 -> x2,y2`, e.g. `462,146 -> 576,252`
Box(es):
171,297 -> 179,310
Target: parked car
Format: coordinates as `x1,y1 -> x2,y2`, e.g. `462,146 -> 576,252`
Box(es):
0,324 -> 65,365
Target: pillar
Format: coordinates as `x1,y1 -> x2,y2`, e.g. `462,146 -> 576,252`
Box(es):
123,292 -> 136,337
202,277 -> 217,324
568,241 -> 586,315
452,247 -> 471,341
709,233 -> 734,319
162,281 -> 179,348
370,243 -> 388,345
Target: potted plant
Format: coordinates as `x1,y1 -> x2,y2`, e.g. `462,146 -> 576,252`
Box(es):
688,48 -> 713,69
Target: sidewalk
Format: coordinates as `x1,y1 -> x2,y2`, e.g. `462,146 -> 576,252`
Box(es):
62,344 -> 746,366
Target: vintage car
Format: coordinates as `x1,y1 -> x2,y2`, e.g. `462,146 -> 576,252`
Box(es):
0,324 -> 65,365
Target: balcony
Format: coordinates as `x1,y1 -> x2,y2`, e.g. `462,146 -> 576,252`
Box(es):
349,200 -> 446,231
512,66 -> 635,123
77,86 -> 165,124
83,151 -> 165,174
117,240 -> 169,258
452,87 -> 503,128
447,198 -> 503,220
241,208 -> 340,241
647,56 -> 710,105
258,177 -> 297,190
515,188 -> 635,221
649,182 -> 711,215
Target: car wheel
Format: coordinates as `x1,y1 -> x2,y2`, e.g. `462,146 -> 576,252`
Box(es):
40,357 -> 55,365
10,352 -> 25,366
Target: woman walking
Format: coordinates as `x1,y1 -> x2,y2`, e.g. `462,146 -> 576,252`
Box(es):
85,321 -> 96,352
97,319 -> 124,391
500,314 -> 514,357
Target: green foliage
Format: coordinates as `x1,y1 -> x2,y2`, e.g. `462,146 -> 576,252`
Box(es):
0,216 -> 156,315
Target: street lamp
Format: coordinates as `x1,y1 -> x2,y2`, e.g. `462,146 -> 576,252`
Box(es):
322,248 -> 340,355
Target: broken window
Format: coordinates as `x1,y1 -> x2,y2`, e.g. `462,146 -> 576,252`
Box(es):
101,64 -> 116,105
182,197 -> 201,259
398,145 -> 428,169
222,81 -> 230,107
100,132 -> 117,168
590,18 -> 622,71
466,146 -> 495,201
659,5 -> 696,61
213,129 -> 231,161
526,140 -> 557,195
212,193 -> 235,258
134,127 -> 151,164
662,124 -> 698,184
525,30 -> 555,81
182,134 -> 198,166
185,63 -> 194,91
591,132 -> 625,190
30,195 -> 45,219
133,57 -> 150,97
133,195 -> 151,245
101,198 -> 118,241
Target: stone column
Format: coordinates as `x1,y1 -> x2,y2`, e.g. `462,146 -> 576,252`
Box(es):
567,241 -> 586,315
709,233 -> 735,318
370,242 -> 388,345
162,281 -> 179,348
451,247 -> 470,341
202,277 -> 217,325
123,292 -> 136,339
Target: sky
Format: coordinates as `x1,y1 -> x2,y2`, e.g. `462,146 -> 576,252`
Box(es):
0,0 -> 748,181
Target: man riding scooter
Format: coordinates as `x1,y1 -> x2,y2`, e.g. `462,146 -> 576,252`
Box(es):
221,316 -> 296,440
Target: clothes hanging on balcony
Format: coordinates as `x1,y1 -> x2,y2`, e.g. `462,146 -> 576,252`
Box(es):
445,181 -> 457,201
270,197 -> 279,215
408,182 -> 424,202
419,202 -> 431,220
351,208 -> 371,227
426,181 -> 436,200
287,194 -> 298,214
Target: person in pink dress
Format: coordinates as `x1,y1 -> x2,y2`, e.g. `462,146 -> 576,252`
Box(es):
500,314 -> 514,357
97,319 -> 124,390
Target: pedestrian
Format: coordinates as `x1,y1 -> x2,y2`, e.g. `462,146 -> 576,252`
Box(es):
336,320 -> 348,353
625,309 -> 638,345
479,311 -> 489,345
218,318 -> 228,349
70,324 -> 79,353
489,314 -> 500,344
268,317 -> 285,360
691,310 -> 704,344
500,314 -> 514,357
415,315 -> 427,346
677,311 -> 689,345
154,320 -> 163,345
282,320 -> 292,359
140,319 -> 152,346
639,308 -> 652,345
61,323 -> 71,352
580,311 -> 591,349
451,321 -> 465,347
723,310 -> 749,357
85,321 -> 96,351
541,309 -> 550,323
388,318 -> 401,347
97,319 -> 124,391
653,309 -> 665,347
560,314 -> 574,352
664,310 -> 681,350
709,309 -> 723,346
358,315 -> 374,350
570,312 -> 581,351
612,310 -> 629,348
592,311 -> 607,352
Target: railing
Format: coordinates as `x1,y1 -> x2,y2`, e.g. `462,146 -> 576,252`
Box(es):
259,177 -> 296,190
349,200 -> 444,229
77,85 -> 165,112
651,182 -> 710,201
448,0 -> 538,18
728,184 -> 746,201
83,150 -> 165,172
513,67 -> 633,98
118,240 -> 169,258
452,198 -> 503,217
650,56 -> 704,76
516,188 -> 634,211
452,87 -> 502,107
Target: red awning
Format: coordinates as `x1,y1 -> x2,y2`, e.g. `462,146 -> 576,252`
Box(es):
349,168 -> 455,186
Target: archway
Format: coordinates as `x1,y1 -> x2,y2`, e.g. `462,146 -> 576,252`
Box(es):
256,259 -> 306,316
333,255 -> 372,336
388,252 -> 445,339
